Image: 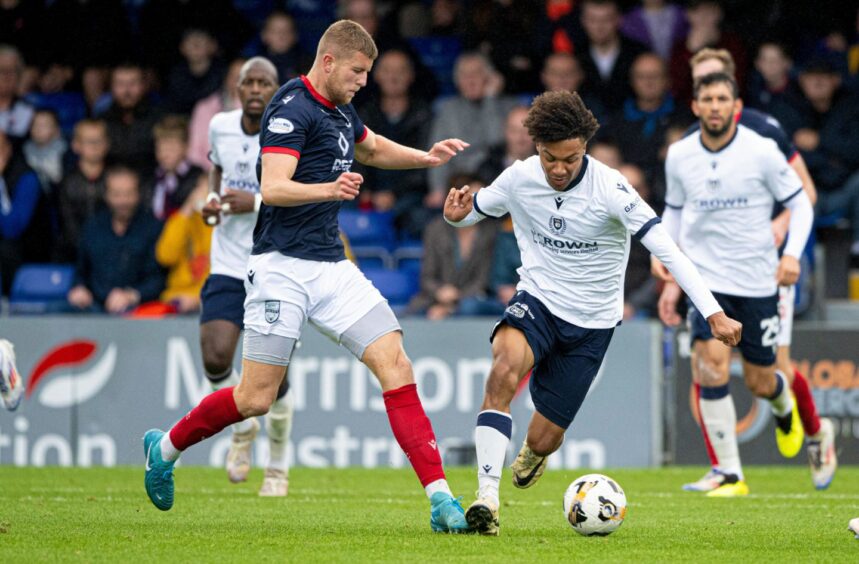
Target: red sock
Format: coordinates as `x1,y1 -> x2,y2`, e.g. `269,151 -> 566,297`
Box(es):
791,370 -> 821,436
168,387 -> 244,451
694,382 -> 720,467
383,383 -> 446,487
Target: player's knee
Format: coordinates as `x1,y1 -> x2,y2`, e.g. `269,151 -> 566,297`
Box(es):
202,343 -> 233,376
746,370 -> 775,398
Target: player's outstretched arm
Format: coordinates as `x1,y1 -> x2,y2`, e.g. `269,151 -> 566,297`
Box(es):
355,127 -> 469,170
260,153 -> 362,206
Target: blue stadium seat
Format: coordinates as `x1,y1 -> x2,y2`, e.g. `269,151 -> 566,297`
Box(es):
393,241 -> 423,274
10,264 -> 75,314
339,210 -> 396,249
362,268 -> 419,307
353,246 -> 393,269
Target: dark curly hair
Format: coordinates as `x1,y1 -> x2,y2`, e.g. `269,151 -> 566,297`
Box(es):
523,91 -> 600,144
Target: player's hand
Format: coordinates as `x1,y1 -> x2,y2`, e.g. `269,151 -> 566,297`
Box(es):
776,254 -> 801,286
221,189 -> 256,215
443,185 -> 474,222
331,172 -> 363,201
706,311 -> 742,347
650,255 -> 674,282
202,192 -> 222,226
420,139 -> 470,167
657,281 -> 682,326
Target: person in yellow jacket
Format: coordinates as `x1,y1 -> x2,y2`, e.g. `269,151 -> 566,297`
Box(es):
156,178 -> 212,313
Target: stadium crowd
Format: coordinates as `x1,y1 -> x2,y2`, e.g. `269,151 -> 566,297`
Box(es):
1,0 -> 858,317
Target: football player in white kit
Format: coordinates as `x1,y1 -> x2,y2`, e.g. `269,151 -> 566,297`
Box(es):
657,73 -> 815,497
443,90 -> 742,535
199,57 -> 293,496
656,48 -> 837,492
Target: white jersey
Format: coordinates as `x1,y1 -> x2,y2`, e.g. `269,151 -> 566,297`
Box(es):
665,125 -> 803,297
208,109 -> 261,280
474,155 -> 660,329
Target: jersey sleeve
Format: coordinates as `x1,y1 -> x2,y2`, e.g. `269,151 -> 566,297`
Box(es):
259,103 -> 310,159
744,110 -> 798,161
472,164 -> 515,218
663,146 -> 685,209
605,172 -> 661,241
762,142 -> 803,203
207,115 -> 222,167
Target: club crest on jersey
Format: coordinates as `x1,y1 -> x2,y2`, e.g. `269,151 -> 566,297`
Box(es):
235,161 -> 250,176
706,178 -> 721,191
548,215 -> 567,236
265,300 -> 280,323
267,117 -> 294,134
338,131 -> 349,156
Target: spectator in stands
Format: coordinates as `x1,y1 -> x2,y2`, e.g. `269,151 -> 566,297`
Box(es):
576,0 -> 647,114
747,41 -> 803,128
467,0 -> 542,93
165,29 -> 226,115
23,63 -> 87,137
354,49 -> 432,238
408,174 -> 502,320
477,105 -> 534,185
102,63 -> 160,173
23,109 -> 67,193
539,52 -> 607,122
602,52 -> 686,182
82,66 -> 112,116
155,176 -> 211,313
588,138 -> 623,169
427,52 -> 517,206
145,115 -> 203,221
67,166 -> 164,314
620,0 -> 688,62
187,58 -> 245,170
247,10 -> 307,82
618,163 -> 658,318
55,118 -> 110,262
790,59 -> 859,259
489,216 -> 521,307
669,0 -> 747,106
0,132 -> 51,294
0,45 -> 34,139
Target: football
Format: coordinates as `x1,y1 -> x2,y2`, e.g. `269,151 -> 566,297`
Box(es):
563,473 -> 627,536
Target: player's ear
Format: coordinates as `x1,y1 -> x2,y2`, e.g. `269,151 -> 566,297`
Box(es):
691,99 -> 700,117
734,97 -> 743,115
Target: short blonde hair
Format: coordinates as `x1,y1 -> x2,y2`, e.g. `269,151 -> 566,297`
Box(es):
153,115 -> 189,144
689,48 -> 736,78
317,19 -> 378,61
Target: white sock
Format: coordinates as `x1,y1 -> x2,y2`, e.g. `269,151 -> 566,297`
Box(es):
475,410 -> 513,505
425,479 -> 453,499
160,432 -> 180,462
265,389 -> 293,472
699,384 -> 743,480
208,368 -> 255,434
768,370 -> 793,417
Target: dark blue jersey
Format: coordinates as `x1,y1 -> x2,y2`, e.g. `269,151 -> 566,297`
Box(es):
685,107 -> 798,162
253,75 -> 367,261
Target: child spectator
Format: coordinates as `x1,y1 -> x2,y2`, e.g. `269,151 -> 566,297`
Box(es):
145,115 -> 203,221
155,175 -> 212,313
23,108 -> 67,192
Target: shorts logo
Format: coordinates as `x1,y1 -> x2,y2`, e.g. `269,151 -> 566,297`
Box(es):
265,300 -> 280,323
548,215 -> 567,236
267,117 -> 294,134
505,302 -> 534,320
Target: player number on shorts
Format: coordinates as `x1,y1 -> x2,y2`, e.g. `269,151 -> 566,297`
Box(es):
760,315 -> 780,348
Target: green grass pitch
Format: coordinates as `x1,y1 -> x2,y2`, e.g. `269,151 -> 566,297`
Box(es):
0,465 -> 856,562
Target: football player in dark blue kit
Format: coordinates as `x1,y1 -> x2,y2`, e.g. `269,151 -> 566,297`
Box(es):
143,20 -> 474,533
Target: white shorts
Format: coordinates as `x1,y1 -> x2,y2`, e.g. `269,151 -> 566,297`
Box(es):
777,285 -> 795,347
244,253 -> 387,343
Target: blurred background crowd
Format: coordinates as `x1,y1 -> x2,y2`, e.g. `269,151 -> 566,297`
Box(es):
1,0 -> 858,319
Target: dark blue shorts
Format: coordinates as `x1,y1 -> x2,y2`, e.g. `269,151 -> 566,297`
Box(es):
490,291 -> 614,429
688,291 -> 779,366
200,274 -> 246,328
